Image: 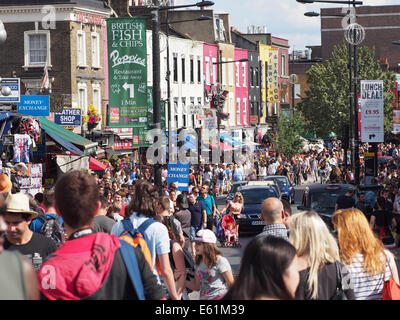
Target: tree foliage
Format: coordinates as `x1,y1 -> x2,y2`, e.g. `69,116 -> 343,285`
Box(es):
298,43 -> 396,138
275,111 -> 306,156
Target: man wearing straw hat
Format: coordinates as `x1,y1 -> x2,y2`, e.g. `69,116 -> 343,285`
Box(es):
3,192 -> 57,271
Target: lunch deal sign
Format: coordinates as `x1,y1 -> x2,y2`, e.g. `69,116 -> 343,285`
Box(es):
107,17 -> 147,128
360,80 -> 384,143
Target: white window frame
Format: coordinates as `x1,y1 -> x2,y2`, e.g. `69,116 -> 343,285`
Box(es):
235,62 -> 240,87
212,58 -> 217,85
24,30 -> 51,68
242,62 -> 247,87
77,30 -> 87,68
92,83 -> 102,115
78,82 -> 88,115
281,53 -> 286,76
228,59 -> 234,87
229,93 -> 234,124
205,57 -> 211,86
91,32 -> 101,69
236,98 -> 241,125
221,58 -> 226,86
243,98 -> 247,125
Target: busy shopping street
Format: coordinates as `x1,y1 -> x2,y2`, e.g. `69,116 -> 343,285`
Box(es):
3,0 -> 400,307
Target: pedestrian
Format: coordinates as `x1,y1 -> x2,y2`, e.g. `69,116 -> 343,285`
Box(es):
223,235 -> 299,300
0,193 -> 39,300
93,196 -> 115,234
3,192 -> 58,271
37,170 -> 165,300
111,180 -> 180,300
174,194 -> 192,251
106,201 -> 124,222
158,196 -> 185,249
185,229 -> 234,300
335,185 -> 356,210
188,192 -> 207,258
197,184 -> 220,231
220,192 -> 244,235
332,208 -> 400,300
289,210 -> 355,300
0,173 -> 12,197
154,214 -> 188,300
370,196 -> 396,245
257,197 -> 289,240
29,189 -> 63,233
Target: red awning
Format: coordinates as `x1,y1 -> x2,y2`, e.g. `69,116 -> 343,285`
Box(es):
209,142 -> 234,152
89,157 -> 107,171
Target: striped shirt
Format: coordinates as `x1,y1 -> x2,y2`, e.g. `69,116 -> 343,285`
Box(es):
346,250 -> 394,300
258,224 -> 289,241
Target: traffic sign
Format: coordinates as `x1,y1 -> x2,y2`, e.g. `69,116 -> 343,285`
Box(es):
167,163 -> 190,191
0,78 -> 20,103
360,80 -> 384,143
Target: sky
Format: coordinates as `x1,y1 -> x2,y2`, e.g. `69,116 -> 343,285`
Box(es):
174,0 -> 400,53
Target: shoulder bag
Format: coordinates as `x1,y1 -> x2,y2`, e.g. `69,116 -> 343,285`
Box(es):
382,252 -> 400,300
331,261 -> 348,300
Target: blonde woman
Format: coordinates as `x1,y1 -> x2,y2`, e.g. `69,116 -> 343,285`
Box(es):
332,208 -> 400,300
289,210 -> 355,300
220,192 -> 244,234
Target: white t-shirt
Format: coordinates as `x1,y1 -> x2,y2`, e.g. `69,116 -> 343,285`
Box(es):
111,212 -> 170,283
347,250 -> 394,300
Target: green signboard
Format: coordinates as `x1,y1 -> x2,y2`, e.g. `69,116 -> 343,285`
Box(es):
107,17 -> 147,128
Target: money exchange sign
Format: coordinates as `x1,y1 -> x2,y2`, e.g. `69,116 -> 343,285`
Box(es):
107,17 -> 147,128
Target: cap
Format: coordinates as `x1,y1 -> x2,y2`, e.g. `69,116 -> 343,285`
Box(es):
195,229 -> 217,244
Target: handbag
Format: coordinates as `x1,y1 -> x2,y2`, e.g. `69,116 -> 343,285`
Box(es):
382,252 -> 400,300
331,261 -> 348,300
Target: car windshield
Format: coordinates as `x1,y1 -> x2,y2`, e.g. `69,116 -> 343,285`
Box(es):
268,177 -> 288,188
241,188 -> 277,205
231,183 -> 246,194
310,191 -> 346,210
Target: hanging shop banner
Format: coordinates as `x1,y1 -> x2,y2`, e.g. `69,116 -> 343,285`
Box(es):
267,47 -> 279,103
107,17 -> 147,128
360,80 -> 384,143
167,163 -> 190,191
18,95 -> 49,116
54,108 -> 82,126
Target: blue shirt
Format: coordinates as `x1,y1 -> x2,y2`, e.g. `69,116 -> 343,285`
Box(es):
197,194 -> 215,216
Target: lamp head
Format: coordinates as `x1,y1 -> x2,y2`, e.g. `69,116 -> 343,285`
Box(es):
304,11 -> 320,17
196,1 -> 214,7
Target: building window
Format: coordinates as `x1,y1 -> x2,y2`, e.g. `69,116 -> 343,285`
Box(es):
174,98 -> 179,128
190,57 -> 194,83
181,56 -> 186,83
205,58 -> 210,86
197,58 -> 201,83
281,53 -> 286,76
173,55 -> 178,82
243,98 -> 247,125
242,62 -> 246,87
77,30 -> 87,67
24,30 -> 51,67
92,84 -> 101,115
255,67 -> 259,87
236,99 -> 241,125
222,58 -> 226,86
78,82 -> 88,114
212,58 -> 217,84
250,67 -> 254,87
91,32 -> 101,69
229,60 -> 234,86
235,62 -> 240,87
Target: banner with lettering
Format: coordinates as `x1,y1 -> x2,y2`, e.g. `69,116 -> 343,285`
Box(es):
107,17 -> 148,128
266,46 -> 279,103
360,80 -> 384,143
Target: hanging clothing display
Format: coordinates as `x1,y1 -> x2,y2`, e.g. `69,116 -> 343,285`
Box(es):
13,134 -> 32,163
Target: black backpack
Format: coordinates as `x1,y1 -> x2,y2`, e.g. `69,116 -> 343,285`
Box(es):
218,170 -> 225,180
37,213 -> 66,248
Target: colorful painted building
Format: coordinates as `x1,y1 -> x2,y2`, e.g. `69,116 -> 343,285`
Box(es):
234,47 -> 249,127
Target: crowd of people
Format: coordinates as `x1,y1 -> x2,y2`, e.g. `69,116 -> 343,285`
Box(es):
1,139 -> 400,300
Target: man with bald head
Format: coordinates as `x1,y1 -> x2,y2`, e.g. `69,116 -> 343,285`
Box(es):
257,197 -> 289,240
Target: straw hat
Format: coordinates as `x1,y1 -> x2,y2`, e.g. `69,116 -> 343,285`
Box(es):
5,193 -> 38,219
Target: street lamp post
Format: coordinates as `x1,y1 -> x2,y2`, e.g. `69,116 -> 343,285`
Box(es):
212,57 -> 248,164
301,0 -> 363,187
142,0 -> 214,188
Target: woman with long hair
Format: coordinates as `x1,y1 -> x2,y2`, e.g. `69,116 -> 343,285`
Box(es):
185,229 -> 234,300
332,208 -> 400,300
223,235 -> 300,300
289,210 -> 355,300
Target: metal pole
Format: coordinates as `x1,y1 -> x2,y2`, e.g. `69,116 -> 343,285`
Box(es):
166,10 -> 171,164
292,48 -> 295,110
152,3 -> 162,188
353,28 -> 360,187
349,41 -> 355,173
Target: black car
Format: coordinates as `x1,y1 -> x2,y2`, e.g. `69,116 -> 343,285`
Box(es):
226,181 -> 248,202
237,185 -> 280,235
297,184 -> 356,230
